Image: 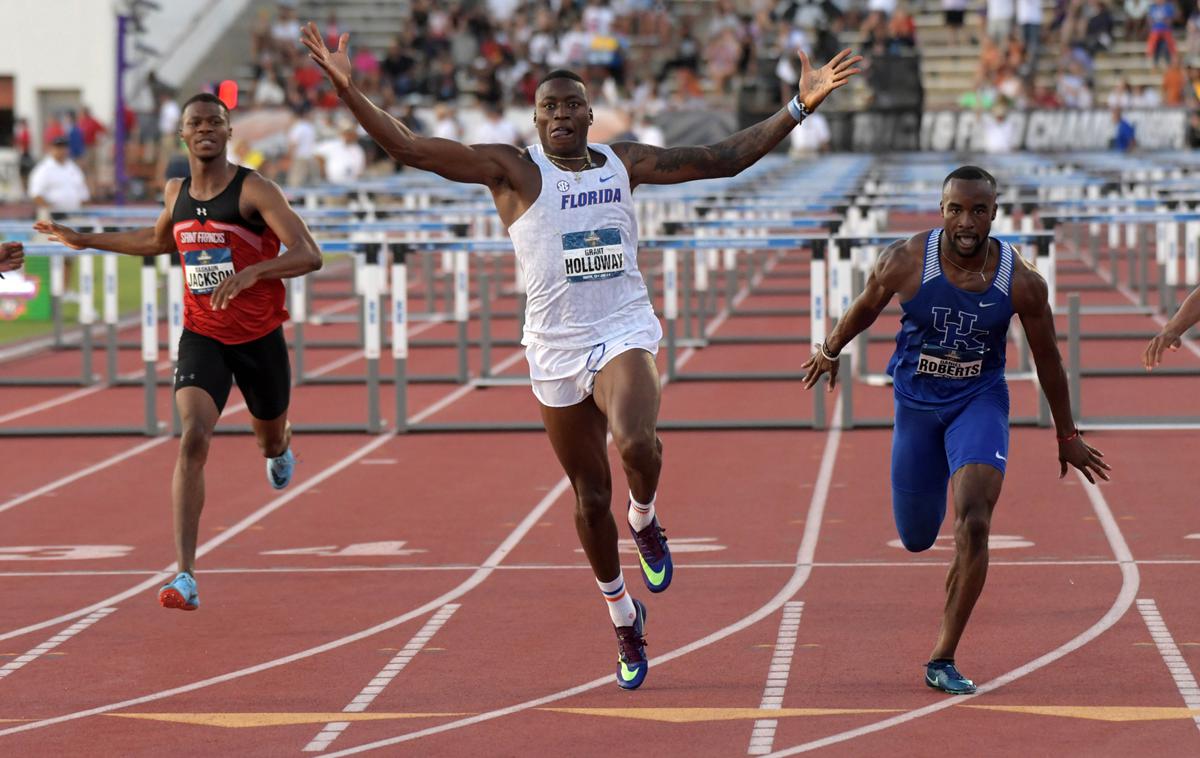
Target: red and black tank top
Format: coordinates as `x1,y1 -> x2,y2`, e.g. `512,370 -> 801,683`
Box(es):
171,165 -> 288,344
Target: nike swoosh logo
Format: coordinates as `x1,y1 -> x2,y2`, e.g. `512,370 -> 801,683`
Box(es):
599,174 -> 617,183
980,302 -> 997,308
995,451 -> 1007,461
639,552 -> 666,585
620,661 -> 642,681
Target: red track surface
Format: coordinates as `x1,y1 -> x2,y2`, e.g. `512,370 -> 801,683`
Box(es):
1,228 -> 1199,757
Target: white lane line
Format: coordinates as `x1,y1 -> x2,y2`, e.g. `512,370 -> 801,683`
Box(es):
0,476 -> 573,737
1137,598 -> 1200,732
317,400 -> 843,757
0,607 -> 116,680
0,437 -> 172,517
748,601 -> 804,755
0,250 -> 778,736
0,286 -> 362,426
762,469 -> 1139,756
0,557 -> 1176,579
303,604 -> 460,752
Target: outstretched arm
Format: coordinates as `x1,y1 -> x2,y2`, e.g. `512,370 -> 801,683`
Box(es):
32,180 -> 180,257
802,239 -> 908,390
615,49 -> 861,188
1144,284 -> 1200,369
1014,263 -> 1110,483
301,23 -> 519,188
210,173 -> 322,311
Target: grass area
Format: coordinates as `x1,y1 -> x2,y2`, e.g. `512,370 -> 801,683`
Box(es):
0,255 -> 151,346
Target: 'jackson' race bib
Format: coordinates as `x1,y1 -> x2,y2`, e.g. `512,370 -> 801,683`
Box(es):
562,228 -> 624,282
916,343 -> 984,379
183,248 -> 235,295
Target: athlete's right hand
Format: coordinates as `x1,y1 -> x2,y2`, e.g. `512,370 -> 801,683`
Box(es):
1143,327 -> 1183,370
0,241 -> 25,272
801,346 -> 840,392
301,22 -> 353,92
33,220 -> 86,250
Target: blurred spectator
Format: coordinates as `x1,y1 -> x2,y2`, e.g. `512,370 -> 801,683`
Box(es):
943,0 -> 971,46
1125,0 -> 1152,37
1031,82 -> 1065,107
980,103 -> 1019,152
1016,0 -> 1044,79
788,109 -> 831,154
1186,6 -> 1200,62
65,111 -> 85,162
1147,0 -> 1178,68
29,136 -> 89,300
1110,108 -> 1136,150
1106,78 -> 1135,108
315,122 -> 366,184
286,103 -> 319,187
1186,109 -> 1200,146
1058,59 -> 1094,106
472,102 -> 521,146
15,117 -> 33,188
1163,55 -> 1187,103
155,90 -> 181,171
270,2 -> 302,64
431,103 -> 463,141
630,112 -> 666,147
1136,83 -> 1162,105
986,0 -> 1016,42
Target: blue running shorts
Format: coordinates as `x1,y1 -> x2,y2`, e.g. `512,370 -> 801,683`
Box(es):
890,381 -> 1009,552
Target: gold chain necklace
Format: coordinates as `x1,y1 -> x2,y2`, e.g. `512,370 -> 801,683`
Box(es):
940,234 -> 991,282
545,150 -> 592,182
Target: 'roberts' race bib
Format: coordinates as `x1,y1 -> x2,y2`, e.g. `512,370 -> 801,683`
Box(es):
562,228 -> 624,282
183,247 -> 235,295
916,343 -> 984,380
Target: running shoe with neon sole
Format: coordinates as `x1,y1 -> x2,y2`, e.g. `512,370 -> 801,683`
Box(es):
628,502 -> 672,593
615,598 -> 648,690
158,571 -> 199,611
925,660 -> 976,695
266,447 -> 295,490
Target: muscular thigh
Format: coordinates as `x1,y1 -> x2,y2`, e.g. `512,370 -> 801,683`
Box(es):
174,328 -> 234,414
226,327 -> 291,421
540,397 -> 610,487
891,401 -> 951,495
592,348 -> 660,431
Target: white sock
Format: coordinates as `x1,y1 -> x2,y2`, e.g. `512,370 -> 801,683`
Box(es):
597,574 -> 638,627
628,491 -> 656,532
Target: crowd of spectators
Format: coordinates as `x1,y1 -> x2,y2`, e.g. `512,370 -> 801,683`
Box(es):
16,0 -> 1200,203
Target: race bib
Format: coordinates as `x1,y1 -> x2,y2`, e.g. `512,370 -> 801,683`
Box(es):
916,343 -> 984,380
562,228 -> 624,282
183,247 -> 235,295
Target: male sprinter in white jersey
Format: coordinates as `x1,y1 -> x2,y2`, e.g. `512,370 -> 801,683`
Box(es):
35,93 -> 323,612
803,166 -> 1110,694
303,22 -> 859,688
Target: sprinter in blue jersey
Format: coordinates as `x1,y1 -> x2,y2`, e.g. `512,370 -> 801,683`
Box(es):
802,166 -> 1110,695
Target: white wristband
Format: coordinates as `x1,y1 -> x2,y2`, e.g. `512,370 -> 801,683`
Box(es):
787,96 -> 809,124
818,342 -> 839,361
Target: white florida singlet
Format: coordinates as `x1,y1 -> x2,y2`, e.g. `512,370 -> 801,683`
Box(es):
507,143 -> 659,349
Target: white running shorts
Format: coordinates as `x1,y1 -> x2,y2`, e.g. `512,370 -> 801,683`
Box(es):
525,321 -> 663,408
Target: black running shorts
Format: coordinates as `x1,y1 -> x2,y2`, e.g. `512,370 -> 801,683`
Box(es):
174,326 -> 291,419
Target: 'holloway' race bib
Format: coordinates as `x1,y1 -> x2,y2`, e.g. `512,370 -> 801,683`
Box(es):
562,228 -> 624,282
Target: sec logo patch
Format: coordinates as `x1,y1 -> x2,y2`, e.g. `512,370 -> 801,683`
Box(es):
556,180 -> 570,193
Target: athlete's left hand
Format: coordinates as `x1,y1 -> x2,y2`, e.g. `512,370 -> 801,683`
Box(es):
797,48 -> 863,112
1058,435 -> 1110,483
210,269 -> 259,311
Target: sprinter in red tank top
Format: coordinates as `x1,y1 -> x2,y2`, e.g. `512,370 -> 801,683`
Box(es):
36,93 -> 323,612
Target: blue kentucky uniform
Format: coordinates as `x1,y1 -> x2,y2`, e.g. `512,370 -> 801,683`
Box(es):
885,229 -> 1017,552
